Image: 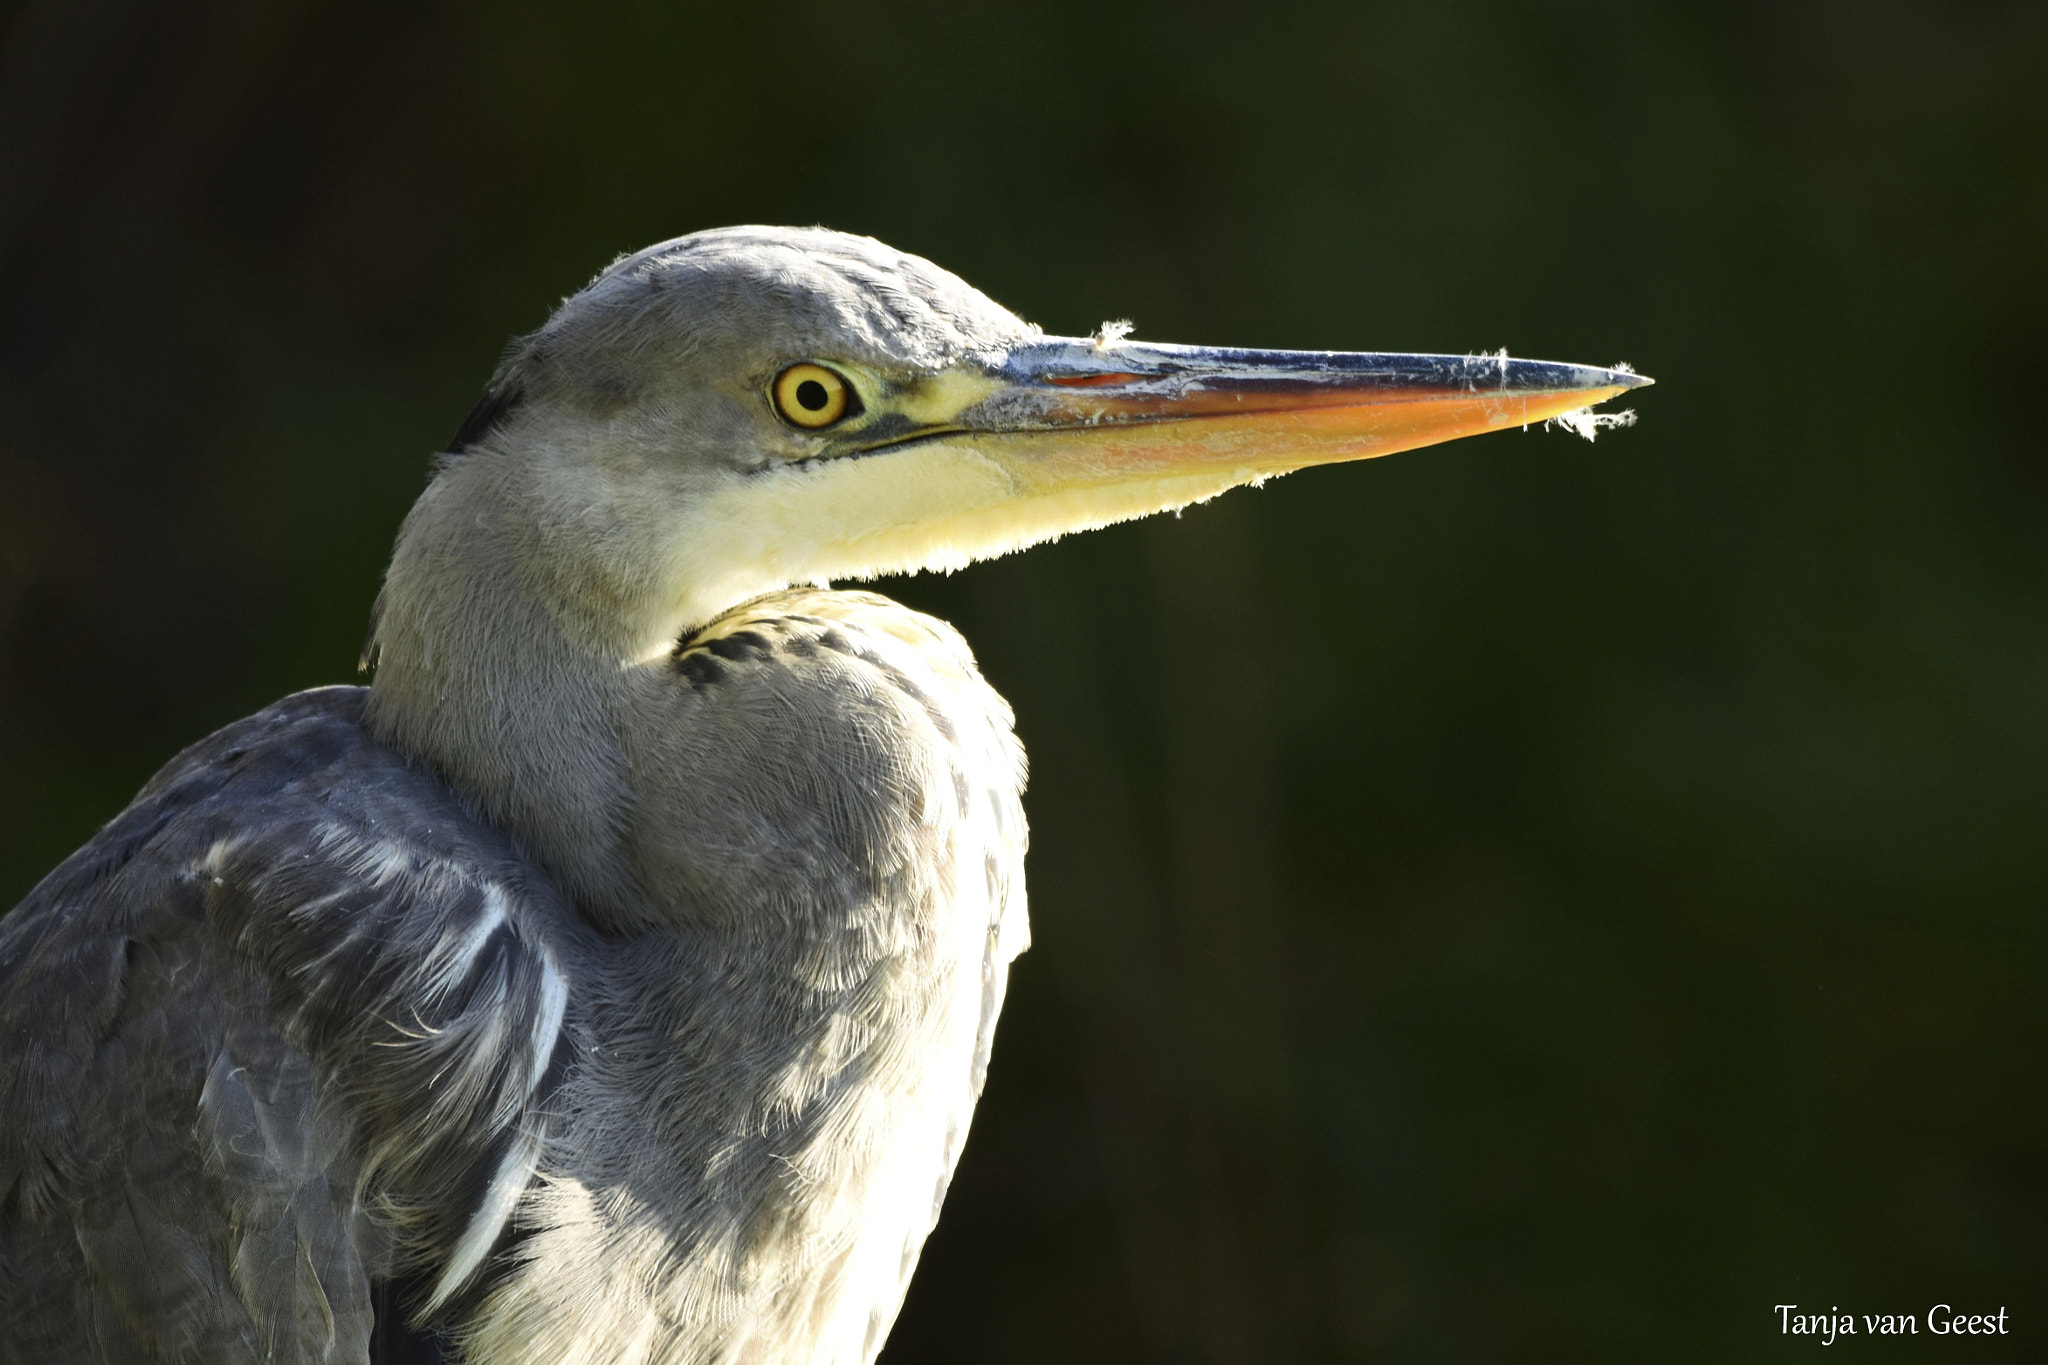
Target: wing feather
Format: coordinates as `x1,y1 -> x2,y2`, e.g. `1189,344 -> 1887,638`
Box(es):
1,687 -> 583,1364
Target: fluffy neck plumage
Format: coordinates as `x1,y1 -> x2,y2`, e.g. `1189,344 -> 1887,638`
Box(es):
364,449 -> 655,927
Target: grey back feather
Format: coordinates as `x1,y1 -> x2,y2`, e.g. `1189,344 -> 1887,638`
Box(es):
1,689 -> 583,1364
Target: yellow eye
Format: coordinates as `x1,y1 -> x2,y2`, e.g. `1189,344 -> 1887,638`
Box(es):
772,363 -> 854,429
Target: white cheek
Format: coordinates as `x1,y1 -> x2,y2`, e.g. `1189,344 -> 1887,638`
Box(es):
650,440 -> 1267,637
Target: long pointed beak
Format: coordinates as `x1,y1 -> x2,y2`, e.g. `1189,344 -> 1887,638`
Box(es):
953,338 -> 1649,472
773,335 -> 1652,604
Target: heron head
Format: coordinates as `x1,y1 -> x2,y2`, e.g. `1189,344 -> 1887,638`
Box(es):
414,225 -> 1646,657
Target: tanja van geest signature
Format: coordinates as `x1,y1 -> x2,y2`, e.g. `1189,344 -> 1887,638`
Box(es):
1773,1304 -> 2009,1344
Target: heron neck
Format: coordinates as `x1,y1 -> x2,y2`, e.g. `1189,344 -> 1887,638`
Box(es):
363,454 -> 654,927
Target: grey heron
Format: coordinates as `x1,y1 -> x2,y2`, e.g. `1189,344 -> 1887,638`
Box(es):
0,227 -> 1646,1365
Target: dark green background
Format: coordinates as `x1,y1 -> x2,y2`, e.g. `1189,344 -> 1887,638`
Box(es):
2,2 -> 2042,1360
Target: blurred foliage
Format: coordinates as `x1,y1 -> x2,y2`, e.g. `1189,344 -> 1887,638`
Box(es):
2,1 -> 2044,1360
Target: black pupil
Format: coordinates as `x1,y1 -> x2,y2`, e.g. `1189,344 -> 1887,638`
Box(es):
795,378 -> 830,411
